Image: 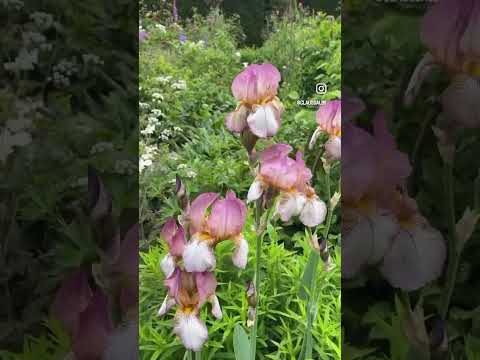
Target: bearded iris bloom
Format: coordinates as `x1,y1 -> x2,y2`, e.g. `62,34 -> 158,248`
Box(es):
225,64 -> 284,138
158,269 -> 221,351
342,113 -> 446,290
248,144 -> 327,227
310,100 -> 341,161
182,191 -> 248,272
405,0 -> 480,128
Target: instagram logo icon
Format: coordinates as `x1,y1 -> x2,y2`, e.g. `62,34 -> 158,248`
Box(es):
316,83 -> 328,95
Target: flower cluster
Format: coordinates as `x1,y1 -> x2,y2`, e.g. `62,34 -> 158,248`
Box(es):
310,99 -> 341,161
342,110 -> 446,291
406,0 -> 480,128
248,144 -> 327,228
158,190 -> 247,350
225,63 -> 284,139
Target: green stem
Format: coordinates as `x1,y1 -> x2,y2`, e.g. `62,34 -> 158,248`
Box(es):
250,199 -> 263,359
195,351 -> 201,360
441,161 -> 459,320
301,168 -> 334,359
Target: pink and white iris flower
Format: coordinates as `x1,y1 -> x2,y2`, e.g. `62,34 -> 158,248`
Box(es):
181,191 -> 248,273
405,0 -> 480,128
225,64 -> 284,138
248,144 -> 327,227
310,100 -> 342,161
342,112 -> 446,290
158,269 -> 221,351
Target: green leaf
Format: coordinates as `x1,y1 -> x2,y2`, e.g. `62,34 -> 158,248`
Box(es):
233,325 -> 250,360
299,251 -> 319,300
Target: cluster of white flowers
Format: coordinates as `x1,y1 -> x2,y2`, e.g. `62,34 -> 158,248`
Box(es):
114,159 -> 136,175
141,117 -> 160,136
155,24 -> 167,33
155,76 -> 172,83
176,164 -> 197,178
49,58 -> 80,87
171,80 -> 187,91
30,12 -> 55,30
4,48 -> 39,71
159,128 -> 173,141
90,142 -> 114,155
139,102 -> 150,111
139,144 -> 158,172
0,98 -> 39,164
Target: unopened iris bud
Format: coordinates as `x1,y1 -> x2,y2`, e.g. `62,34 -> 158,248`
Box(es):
246,281 -> 257,308
175,175 -> 189,210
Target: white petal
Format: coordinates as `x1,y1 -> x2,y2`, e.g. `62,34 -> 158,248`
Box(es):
247,104 -> 280,138
247,179 -> 264,203
342,211 -> 398,279
158,295 -> 176,317
160,253 -> 176,278
276,192 -> 305,222
380,225 -> 446,291
209,295 -> 223,320
325,136 -> 341,161
232,235 -> 249,269
442,75 -> 480,128
174,313 -> 208,352
183,238 -> 216,273
299,197 -> 327,227
309,128 -> 321,150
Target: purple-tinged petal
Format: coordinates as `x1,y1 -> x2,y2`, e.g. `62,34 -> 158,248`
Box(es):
325,136 -> 341,161
316,100 -> 341,137
158,295 -> 176,317
259,143 -> 292,163
207,192 -> 246,240
182,236 -> 216,272
225,106 -> 248,133
164,267 -> 182,302
188,193 -> 219,234
299,197 -> 327,227
72,290 -> 113,360
195,271 -> 217,307
51,269 -> 92,334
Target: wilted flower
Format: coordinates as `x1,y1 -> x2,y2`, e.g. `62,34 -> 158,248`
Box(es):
310,100 -> 341,161
158,269 -> 221,351
225,64 -> 284,139
248,144 -> 327,227
172,0 -> 179,22
181,191 -> 248,272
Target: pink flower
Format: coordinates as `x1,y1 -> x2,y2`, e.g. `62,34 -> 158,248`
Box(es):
51,272 -> 114,360
316,100 -> 341,137
160,218 -> 187,278
421,0 -> 480,75
310,100 -> 342,160
405,0 -> 480,127
342,112 -> 411,206
225,64 -> 284,138
182,191 -> 248,272
248,144 -> 327,228
158,269 -> 220,351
